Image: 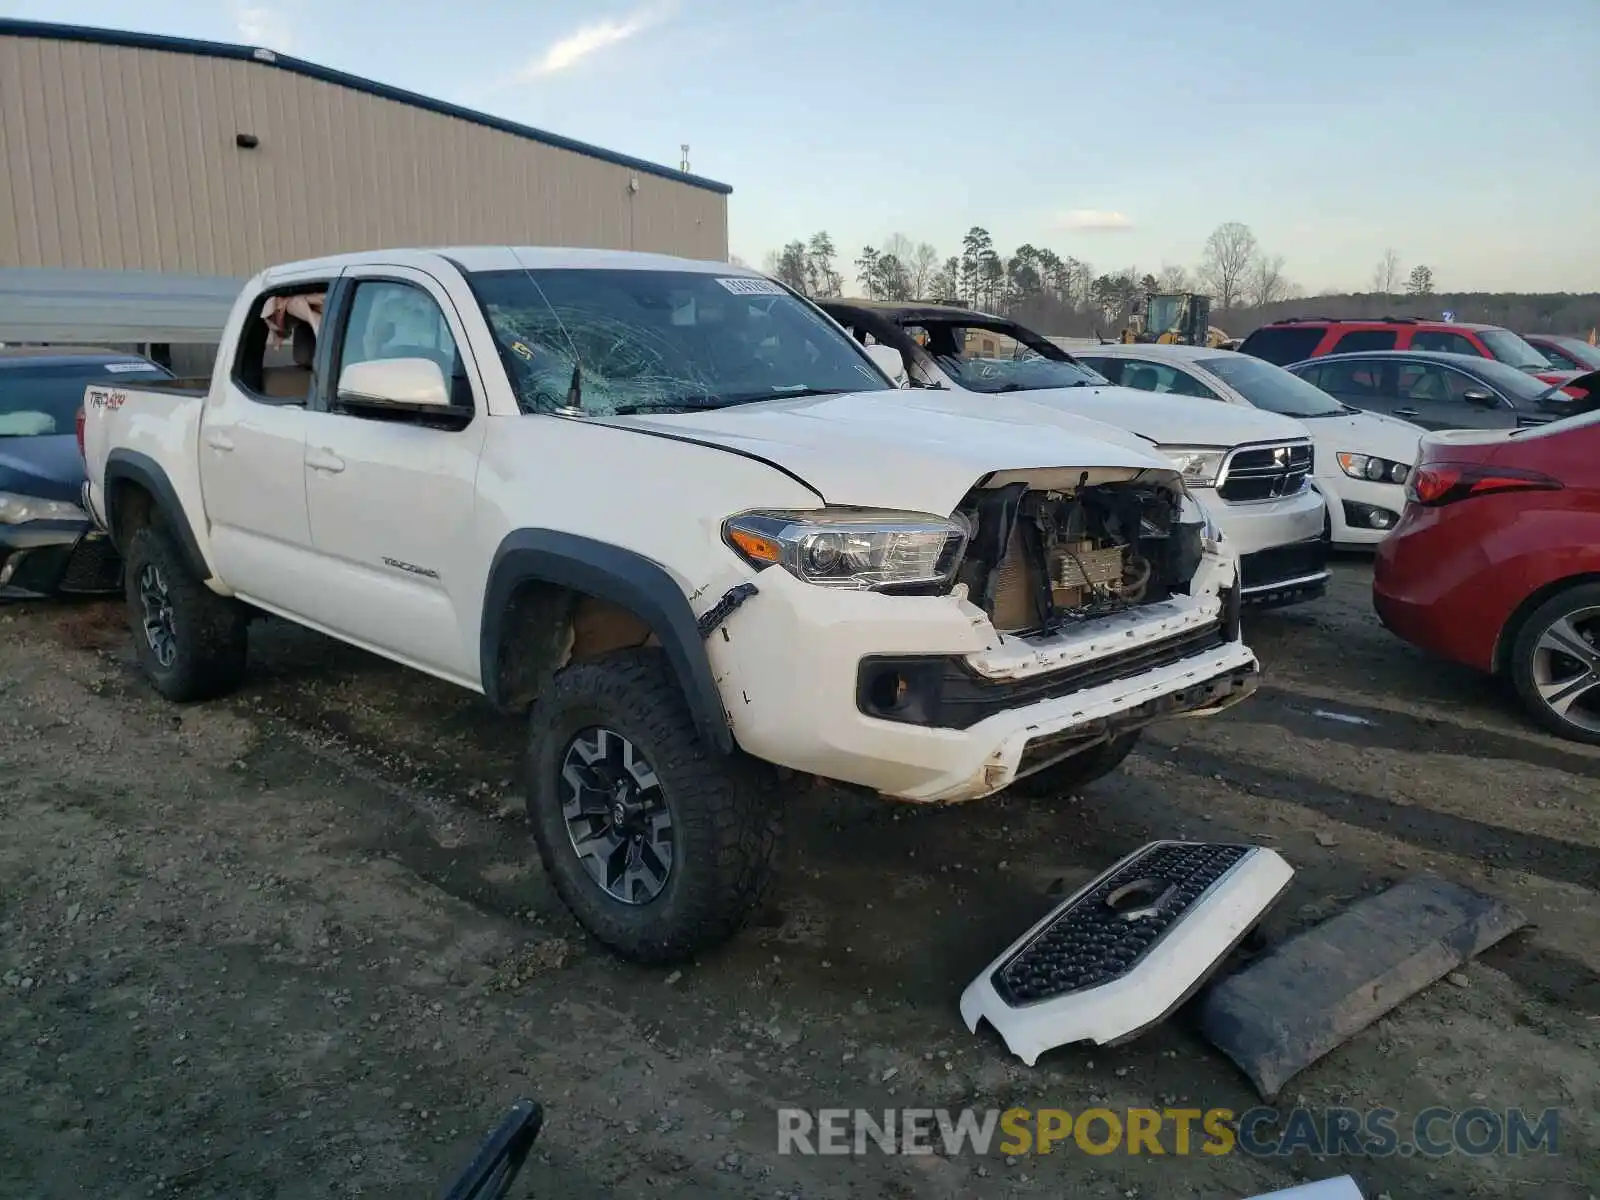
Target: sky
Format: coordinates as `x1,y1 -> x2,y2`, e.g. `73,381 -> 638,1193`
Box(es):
4,0 -> 1599,293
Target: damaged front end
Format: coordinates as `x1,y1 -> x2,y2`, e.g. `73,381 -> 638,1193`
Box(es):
951,468 -> 1219,637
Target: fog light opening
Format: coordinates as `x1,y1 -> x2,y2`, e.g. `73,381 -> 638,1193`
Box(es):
867,669 -> 910,713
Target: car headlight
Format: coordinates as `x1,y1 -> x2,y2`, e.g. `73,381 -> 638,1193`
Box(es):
1156,446 -> 1229,489
0,491 -> 88,525
1335,453 -> 1410,484
723,509 -> 967,590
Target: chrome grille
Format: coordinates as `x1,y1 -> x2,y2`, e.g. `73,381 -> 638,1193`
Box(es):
1217,442 -> 1313,503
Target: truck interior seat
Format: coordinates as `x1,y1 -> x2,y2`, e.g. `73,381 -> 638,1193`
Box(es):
259,319 -> 316,400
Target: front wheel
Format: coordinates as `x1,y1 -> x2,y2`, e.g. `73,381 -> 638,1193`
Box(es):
1508,583 -> 1600,745
525,649 -> 780,963
1004,731 -> 1143,799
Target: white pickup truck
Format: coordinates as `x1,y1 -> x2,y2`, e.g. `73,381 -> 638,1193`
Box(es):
81,246 -> 1259,963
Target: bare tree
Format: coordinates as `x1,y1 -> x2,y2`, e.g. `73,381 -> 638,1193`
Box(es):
1156,264 -> 1192,292
1372,248 -> 1402,297
728,253 -> 749,268
1195,221 -> 1259,312
882,232 -> 915,267
1244,253 -> 1289,308
909,242 -> 939,298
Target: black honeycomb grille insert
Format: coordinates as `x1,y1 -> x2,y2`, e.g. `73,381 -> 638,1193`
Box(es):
992,842 -> 1251,1006
58,535 -> 123,593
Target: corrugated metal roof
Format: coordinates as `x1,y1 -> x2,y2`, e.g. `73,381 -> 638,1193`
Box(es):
0,17 -> 732,196
0,267 -> 239,343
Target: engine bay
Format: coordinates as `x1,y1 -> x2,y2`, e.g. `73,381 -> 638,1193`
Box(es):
953,478 -> 1205,635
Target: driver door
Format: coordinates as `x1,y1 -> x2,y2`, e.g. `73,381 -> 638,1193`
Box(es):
299,267 -> 488,683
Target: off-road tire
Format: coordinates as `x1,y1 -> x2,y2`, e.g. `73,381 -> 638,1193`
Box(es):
122,524 -> 249,702
1004,731 -> 1143,800
525,648 -> 781,963
1508,582 -> 1600,746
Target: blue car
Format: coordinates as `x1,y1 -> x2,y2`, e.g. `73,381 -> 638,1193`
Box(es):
1,347 -> 175,599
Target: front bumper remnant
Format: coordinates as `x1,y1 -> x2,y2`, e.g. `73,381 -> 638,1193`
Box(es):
0,519 -> 123,600
960,841 -> 1293,1066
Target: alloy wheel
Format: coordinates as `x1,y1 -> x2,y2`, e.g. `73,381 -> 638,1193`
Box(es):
1530,606 -> 1600,735
558,726 -> 674,904
139,563 -> 177,669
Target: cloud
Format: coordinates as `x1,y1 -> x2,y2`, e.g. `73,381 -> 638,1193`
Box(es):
519,3 -> 673,79
1055,209 -> 1134,232
233,2 -> 294,52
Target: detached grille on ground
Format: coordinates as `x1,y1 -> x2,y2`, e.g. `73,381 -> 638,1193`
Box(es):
992,842 -> 1250,1005
1218,443 -> 1313,502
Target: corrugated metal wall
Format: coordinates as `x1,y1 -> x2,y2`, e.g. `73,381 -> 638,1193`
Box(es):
0,34 -> 729,276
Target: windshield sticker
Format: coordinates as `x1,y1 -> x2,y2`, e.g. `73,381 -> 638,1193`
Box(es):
104,361 -> 159,373
714,276 -> 785,296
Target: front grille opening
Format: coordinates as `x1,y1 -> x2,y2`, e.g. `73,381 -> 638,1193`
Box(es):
1218,443 -> 1313,503
953,480 -> 1204,636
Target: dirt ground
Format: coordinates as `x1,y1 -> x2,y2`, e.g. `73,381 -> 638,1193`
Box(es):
1,560 -> 1596,1199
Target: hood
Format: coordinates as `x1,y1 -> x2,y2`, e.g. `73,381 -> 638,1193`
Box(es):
1301,407 -> 1424,467
998,384 -> 1312,449
0,434 -> 86,503
600,389 -> 1181,514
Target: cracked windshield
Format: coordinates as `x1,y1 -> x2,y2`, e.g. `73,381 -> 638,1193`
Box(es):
470,268 -> 891,416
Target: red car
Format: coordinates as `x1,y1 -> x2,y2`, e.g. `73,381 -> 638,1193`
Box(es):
1240,317 -> 1589,396
1373,410 -> 1600,742
1524,333 -> 1600,374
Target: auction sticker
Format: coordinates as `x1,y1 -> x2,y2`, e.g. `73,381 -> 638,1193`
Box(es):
715,276 -> 786,296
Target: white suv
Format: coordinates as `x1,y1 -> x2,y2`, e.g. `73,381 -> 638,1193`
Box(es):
1075,343 -> 1423,546
819,300 -> 1330,603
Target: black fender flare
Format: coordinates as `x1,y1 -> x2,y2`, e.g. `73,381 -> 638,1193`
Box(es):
481,529 -> 734,754
103,449 -> 213,583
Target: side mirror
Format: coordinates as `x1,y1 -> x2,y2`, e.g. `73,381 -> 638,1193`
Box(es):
1461,388 -> 1499,408
864,343 -> 909,388
337,357 -> 453,413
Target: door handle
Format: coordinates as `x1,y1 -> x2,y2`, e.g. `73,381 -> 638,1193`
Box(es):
205,431 -> 235,452
1393,408 -> 1420,418
306,448 -> 346,474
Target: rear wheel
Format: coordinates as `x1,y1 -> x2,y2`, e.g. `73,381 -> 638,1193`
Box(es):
525,648 -> 780,963
122,524 -> 249,702
1508,583 -> 1600,745
1005,731 -> 1143,799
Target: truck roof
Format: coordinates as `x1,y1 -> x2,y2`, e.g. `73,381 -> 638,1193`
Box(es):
259,246 -> 758,283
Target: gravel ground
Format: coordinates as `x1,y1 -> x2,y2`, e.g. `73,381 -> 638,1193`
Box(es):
1,560 -> 1596,1199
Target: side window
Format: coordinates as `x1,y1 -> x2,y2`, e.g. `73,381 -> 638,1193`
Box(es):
231,286 -> 329,405
1330,330 -> 1397,354
1440,369 -> 1495,404
1410,331 -> 1480,356
1076,357 -> 1124,383
1295,364 -> 1325,388
1117,360 -> 1221,399
1317,361 -> 1385,397
1538,344 -> 1577,369
1395,363 -> 1452,402
335,280 -> 473,415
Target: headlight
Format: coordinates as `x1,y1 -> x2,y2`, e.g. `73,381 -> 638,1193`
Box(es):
1335,453 -> 1410,484
1156,446 -> 1229,489
0,491 -> 88,525
723,509 -> 967,590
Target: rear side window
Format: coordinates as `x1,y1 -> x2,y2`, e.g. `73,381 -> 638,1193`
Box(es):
1238,326 -> 1325,365
1075,357 -> 1124,383
1315,361 -> 1387,397
1410,330 -> 1481,356
1330,330 -> 1397,353
232,286 -> 329,404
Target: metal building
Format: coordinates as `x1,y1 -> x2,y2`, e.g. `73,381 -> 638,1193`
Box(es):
0,18 -> 731,343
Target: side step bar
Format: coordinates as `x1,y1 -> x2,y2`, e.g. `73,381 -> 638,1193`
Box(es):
960,841 -> 1293,1066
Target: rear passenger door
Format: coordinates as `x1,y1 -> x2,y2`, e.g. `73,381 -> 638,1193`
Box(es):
299,267 -> 488,683
197,271 -> 330,606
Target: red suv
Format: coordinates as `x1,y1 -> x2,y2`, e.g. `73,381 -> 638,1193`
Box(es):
1373,410 -> 1600,743
1240,317 -> 1585,393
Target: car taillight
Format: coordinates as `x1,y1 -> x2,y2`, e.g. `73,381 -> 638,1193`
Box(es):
1405,462 -> 1563,507
75,406 -> 86,459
